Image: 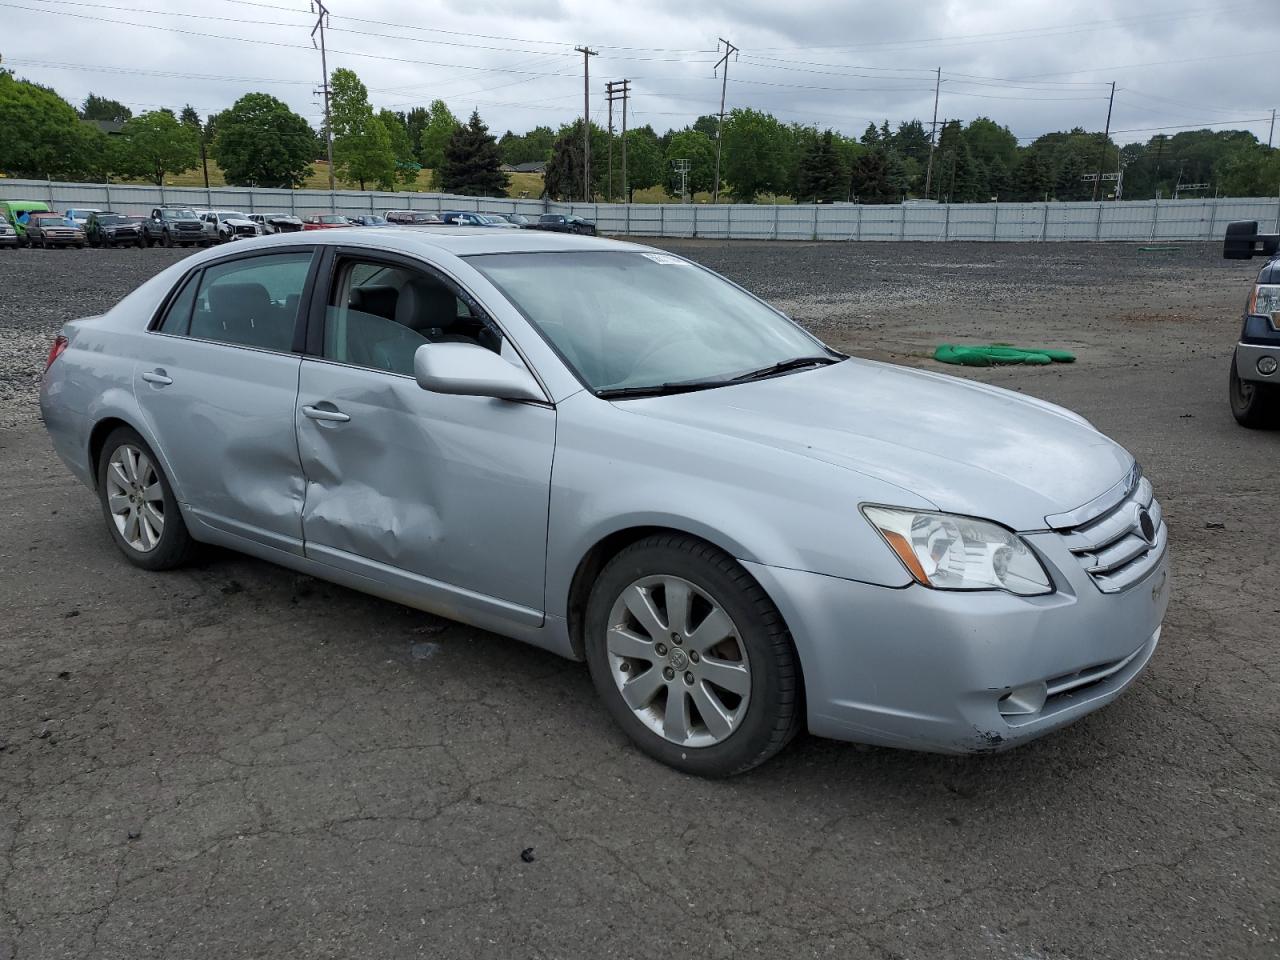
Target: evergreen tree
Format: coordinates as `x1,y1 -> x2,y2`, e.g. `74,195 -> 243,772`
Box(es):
796,130 -> 846,202
1010,151 -> 1053,201
438,110 -> 509,196
851,151 -> 894,202
81,93 -> 132,124
860,123 -> 881,147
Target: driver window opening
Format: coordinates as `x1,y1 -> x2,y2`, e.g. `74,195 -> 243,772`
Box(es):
323,259 -> 503,376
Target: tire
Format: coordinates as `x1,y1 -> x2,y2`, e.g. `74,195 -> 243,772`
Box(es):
584,534 -> 802,777
1229,350 -> 1280,428
163,230 -> 174,248
96,427 -> 195,570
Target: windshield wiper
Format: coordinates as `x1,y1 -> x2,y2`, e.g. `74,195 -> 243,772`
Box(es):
727,354 -> 842,383
595,379 -> 731,400
596,354 -> 844,400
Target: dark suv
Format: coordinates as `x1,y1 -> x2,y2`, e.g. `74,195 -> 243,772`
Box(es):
1223,220 -> 1280,427
532,213 -> 597,236
142,207 -> 206,248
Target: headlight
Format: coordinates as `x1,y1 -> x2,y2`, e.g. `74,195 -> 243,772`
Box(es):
1249,284 -> 1280,320
862,506 -> 1052,596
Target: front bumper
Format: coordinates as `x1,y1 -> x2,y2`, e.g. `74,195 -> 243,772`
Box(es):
743,534 -> 1169,754
1236,341 -> 1280,384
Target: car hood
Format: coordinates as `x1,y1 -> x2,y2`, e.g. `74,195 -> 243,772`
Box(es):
615,358 -> 1133,531
223,217 -> 256,227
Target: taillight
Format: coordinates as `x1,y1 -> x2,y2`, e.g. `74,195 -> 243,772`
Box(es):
45,335 -> 69,371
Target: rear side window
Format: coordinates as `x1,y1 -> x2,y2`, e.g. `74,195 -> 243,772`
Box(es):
157,274 -> 199,335
187,252 -> 314,352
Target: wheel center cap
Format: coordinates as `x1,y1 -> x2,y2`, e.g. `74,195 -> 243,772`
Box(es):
668,648 -> 689,671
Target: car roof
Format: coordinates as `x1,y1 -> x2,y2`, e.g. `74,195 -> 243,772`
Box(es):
193,225 -> 634,258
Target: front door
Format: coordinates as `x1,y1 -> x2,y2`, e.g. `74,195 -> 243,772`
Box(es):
295,254 -> 555,622
133,249 -> 317,553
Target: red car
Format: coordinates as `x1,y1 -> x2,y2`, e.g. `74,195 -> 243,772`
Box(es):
302,215 -> 354,230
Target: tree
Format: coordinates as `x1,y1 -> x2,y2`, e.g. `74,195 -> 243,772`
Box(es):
179,105 -> 201,131
419,99 -> 460,174
721,108 -> 791,201
438,110 -> 508,196
0,73 -> 105,179
860,122 -> 881,147
893,120 -> 932,164
1010,150 -> 1053,201
81,93 -> 132,124
796,130 -> 846,202
113,110 -> 199,185
622,126 -> 663,200
329,68 -> 397,190
664,128 -> 716,198
379,108 -> 421,186
850,150 -> 894,202
211,93 -> 317,188
544,120 -> 608,200
499,125 -> 555,165
691,114 -> 720,139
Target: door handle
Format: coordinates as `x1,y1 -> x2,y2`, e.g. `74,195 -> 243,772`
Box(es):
141,370 -> 173,386
301,404 -> 351,423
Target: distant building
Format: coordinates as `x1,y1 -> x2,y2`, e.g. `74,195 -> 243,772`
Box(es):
501,161 -> 547,174
83,119 -> 125,136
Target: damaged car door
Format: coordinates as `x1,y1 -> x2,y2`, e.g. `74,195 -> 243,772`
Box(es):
294,253 -> 555,627
133,249 -> 318,552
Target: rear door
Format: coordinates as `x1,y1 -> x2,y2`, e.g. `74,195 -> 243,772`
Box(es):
294,250 -> 556,622
133,248 -> 320,554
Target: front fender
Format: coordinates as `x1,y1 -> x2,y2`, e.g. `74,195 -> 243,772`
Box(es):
544,393 -> 924,619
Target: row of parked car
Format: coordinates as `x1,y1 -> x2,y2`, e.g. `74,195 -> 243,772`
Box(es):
0,199 -> 598,249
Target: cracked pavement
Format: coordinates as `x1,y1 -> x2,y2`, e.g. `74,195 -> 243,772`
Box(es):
1,241 -> 1277,958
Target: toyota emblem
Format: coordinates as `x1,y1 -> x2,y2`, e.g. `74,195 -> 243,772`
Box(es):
1136,507 -> 1157,545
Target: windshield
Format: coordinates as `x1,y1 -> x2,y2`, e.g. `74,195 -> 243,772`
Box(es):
162,209 -> 197,220
98,215 -> 126,224
469,251 -> 830,393
217,211 -> 247,220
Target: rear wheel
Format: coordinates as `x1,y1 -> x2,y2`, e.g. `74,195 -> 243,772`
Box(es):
585,534 -> 802,777
96,427 -> 195,570
1229,350 -> 1280,428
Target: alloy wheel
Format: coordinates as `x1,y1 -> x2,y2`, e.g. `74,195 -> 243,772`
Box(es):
105,444 -> 165,552
605,575 -> 752,748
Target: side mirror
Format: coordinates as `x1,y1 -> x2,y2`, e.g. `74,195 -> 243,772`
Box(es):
413,342 -> 545,403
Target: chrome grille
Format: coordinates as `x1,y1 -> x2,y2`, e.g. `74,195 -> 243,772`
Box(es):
1056,471 -> 1167,594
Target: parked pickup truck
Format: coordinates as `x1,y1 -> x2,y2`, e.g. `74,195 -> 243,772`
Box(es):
1223,220 -> 1280,428
142,207 -> 207,247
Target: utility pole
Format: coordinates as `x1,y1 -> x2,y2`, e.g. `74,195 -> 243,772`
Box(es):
1092,80 -> 1116,203
673,159 -> 690,202
1269,108 -> 1276,150
712,38 -> 738,204
575,46 -> 598,202
606,84 -> 614,202
606,80 -> 630,202
310,0 -> 336,198
923,67 -> 941,200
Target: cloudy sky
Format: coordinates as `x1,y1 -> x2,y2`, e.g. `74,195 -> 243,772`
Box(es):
4,0 -> 1279,146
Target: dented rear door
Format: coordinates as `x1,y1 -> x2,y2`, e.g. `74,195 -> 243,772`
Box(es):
294,359 -> 555,617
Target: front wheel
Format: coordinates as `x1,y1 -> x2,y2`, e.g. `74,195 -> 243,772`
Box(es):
1229,350 -> 1280,428
96,427 -> 195,570
584,534 -> 802,777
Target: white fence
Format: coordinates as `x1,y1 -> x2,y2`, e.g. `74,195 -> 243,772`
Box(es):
5,178 -> 1280,242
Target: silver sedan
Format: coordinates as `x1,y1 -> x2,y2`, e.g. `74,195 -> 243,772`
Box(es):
39,229 -> 1170,776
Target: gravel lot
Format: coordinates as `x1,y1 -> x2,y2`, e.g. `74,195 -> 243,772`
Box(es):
1,240 -> 1277,959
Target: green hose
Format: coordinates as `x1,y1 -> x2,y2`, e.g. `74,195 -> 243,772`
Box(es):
934,344 -> 1076,367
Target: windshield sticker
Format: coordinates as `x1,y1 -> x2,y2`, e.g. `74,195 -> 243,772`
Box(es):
641,253 -> 690,266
